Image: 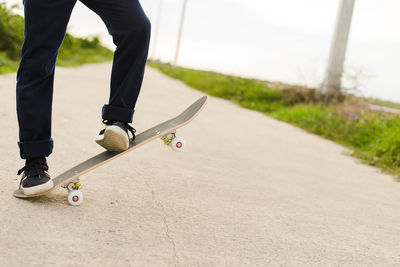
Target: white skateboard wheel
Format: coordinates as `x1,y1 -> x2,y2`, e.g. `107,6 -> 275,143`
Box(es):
68,190 -> 83,206
170,137 -> 186,152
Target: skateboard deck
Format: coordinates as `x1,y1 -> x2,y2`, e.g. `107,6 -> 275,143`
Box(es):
14,96 -> 207,202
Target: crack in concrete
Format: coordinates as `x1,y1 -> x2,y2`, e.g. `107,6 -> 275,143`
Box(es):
145,178 -> 180,266
163,215 -> 180,266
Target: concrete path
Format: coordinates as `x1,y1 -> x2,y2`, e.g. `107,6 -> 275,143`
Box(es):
0,63 -> 399,266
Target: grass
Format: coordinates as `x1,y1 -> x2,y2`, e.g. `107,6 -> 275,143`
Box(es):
56,34 -> 113,67
0,52 -> 19,74
148,61 -> 400,178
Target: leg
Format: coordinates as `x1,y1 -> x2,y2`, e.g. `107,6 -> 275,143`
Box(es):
17,0 -> 77,159
80,0 -> 151,123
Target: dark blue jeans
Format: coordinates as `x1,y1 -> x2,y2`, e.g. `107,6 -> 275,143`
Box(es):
16,0 -> 151,159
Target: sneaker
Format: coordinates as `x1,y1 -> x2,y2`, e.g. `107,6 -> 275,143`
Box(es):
17,157 -> 54,195
95,120 -> 136,151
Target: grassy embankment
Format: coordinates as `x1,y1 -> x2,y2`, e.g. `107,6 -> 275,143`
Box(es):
0,3 -> 113,74
149,61 -> 400,179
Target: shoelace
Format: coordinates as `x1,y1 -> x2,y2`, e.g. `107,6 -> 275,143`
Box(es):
101,119 -> 136,141
17,160 -> 49,189
124,123 -> 136,142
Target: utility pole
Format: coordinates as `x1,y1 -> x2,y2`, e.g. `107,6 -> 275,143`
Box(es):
173,0 -> 188,66
151,0 -> 163,60
321,0 -> 356,96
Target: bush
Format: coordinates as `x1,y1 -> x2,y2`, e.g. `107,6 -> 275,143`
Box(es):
0,3 -> 24,60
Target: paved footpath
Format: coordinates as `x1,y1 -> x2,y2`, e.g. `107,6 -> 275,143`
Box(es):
0,63 -> 399,266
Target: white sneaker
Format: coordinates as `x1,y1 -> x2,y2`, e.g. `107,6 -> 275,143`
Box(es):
95,120 -> 136,151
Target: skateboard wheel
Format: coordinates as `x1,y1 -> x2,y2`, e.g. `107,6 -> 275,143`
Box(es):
68,190 -> 83,206
170,137 -> 186,152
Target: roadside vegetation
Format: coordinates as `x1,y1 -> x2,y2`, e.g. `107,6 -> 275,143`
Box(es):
0,2 -> 113,74
365,98 -> 400,110
149,61 -> 400,179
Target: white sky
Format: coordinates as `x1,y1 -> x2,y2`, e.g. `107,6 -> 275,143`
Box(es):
5,0 -> 400,102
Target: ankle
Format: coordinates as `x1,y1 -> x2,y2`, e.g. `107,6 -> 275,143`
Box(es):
26,157 -> 46,165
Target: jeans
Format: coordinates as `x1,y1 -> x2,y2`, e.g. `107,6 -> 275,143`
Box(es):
16,0 -> 151,159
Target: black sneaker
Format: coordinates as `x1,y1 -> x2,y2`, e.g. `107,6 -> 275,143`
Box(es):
95,120 -> 136,151
17,157 -> 54,195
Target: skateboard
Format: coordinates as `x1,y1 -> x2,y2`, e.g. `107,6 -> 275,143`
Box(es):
14,96 -> 207,205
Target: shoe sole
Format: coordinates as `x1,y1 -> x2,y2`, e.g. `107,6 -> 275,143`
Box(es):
22,179 -> 54,195
95,125 -> 129,152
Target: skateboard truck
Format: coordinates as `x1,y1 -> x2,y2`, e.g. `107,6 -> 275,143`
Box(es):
160,131 -> 186,152
63,178 -> 83,206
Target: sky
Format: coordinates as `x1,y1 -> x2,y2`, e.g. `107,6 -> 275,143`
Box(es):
5,0 -> 400,102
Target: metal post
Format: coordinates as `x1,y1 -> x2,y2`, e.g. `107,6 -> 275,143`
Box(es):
173,0 -> 188,66
151,0 -> 163,60
321,0 -> 356,96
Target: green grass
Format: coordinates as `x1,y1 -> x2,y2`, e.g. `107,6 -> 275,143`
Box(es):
0,2 -> 112,74
57,34 -> 113,67
149,61 -> 400,178
0,52 -> 19,74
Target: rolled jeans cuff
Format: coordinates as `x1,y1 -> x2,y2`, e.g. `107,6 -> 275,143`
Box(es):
102,104 -> 134,123
18,138 -> 54,159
